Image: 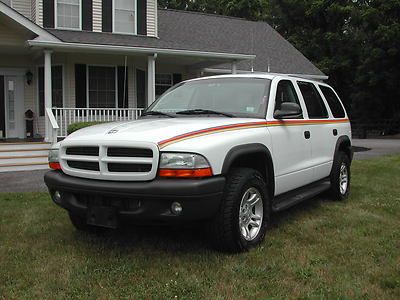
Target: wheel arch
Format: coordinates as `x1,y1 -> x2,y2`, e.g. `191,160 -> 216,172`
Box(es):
331,135 -> 353,177
221,143 -> 275,199
334,136 -> 353,161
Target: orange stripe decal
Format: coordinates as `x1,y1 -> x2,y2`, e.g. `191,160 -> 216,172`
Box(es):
158,119 -> 349,148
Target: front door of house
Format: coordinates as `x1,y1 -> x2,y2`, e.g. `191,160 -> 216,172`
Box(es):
2,76 -> 24,139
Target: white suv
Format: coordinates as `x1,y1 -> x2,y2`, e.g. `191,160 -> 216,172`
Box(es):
45,74 -> 353,252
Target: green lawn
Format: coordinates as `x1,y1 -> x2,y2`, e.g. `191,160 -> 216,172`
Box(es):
1,156 -> 399,299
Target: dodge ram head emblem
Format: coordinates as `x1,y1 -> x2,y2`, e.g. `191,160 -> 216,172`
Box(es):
107,129 -> 119,134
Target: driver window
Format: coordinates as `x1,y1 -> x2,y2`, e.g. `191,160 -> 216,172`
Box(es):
275,80 -> 302,117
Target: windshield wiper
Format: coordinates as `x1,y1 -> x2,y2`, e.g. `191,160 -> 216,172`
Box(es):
176,109 -> 234,118
141,111 -> 176,118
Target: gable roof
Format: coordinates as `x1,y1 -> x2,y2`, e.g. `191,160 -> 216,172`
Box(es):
39,8 -> 323,76
0,1 -> 59,41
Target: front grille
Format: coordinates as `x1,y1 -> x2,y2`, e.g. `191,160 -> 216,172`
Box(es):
108,163 -> 152,173
107,147 -> 153,158
66,147 -> 99,156
67,161 -> 100,171
61,142 -> 158,181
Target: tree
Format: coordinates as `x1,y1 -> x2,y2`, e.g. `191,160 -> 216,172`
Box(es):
351,0 -> 400,123
158,0 -> 400,124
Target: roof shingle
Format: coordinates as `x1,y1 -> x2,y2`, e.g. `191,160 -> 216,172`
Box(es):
47,8 -> 324,76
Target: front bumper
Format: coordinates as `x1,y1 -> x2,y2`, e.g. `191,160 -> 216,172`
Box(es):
44,171 -> 225,222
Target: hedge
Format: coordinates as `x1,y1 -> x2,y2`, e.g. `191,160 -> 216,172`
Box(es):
67,121 -> 104,135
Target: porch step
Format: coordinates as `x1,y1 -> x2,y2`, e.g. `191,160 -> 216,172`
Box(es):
0,142 -> 51,172
0,142 -> 51,151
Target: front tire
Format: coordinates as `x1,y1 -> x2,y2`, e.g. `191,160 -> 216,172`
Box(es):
209,168 -> 270,253
329,151 -> 351,201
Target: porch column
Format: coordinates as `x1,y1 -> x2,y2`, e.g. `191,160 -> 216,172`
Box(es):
231,61 -> 238,74
44,50 -> 53,142
147,54 -> 156,106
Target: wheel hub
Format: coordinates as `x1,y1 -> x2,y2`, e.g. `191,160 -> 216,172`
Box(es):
339,163 -> 348,195
239,187 -> 263,241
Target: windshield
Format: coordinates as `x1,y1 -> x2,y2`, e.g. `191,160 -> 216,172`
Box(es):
146,78 -> 271,118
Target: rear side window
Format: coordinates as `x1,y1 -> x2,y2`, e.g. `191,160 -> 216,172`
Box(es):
319,85 -> 346,118
297,81 -> 328,119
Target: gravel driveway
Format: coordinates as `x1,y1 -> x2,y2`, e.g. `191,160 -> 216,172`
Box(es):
0,139 -> 399,193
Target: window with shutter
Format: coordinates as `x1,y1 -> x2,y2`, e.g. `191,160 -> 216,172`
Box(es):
114,0 -> 136,34
56,0 -> 81,30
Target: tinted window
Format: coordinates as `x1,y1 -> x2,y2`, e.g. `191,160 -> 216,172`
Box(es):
275,80 -> 301,113
319,85 -> 346,118
298,81 -> 328,119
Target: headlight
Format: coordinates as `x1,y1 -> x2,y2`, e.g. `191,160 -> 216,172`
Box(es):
48,144 -> 61,170
159,152 -> 212,178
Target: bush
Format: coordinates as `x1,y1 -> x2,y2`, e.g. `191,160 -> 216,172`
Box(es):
67,121 -> 104,135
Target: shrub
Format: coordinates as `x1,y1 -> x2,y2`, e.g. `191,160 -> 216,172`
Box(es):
67,121 -> 104,135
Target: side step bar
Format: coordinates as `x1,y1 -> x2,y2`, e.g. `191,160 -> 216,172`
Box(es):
272,178 -> 331,212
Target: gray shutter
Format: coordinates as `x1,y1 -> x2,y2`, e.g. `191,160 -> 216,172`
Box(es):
118,66 -> 129,108
75,65 -> 87,108
82,0 -> 93,31
136,69 -> 146,108
173,74 -> 182,85
102,0 -> 112,32
0,76 -> 5,136
43,0 -> 55,28
137,0 -> 147,35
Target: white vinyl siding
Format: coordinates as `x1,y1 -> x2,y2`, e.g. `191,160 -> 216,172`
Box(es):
31,0 -> 36,22
55,0 -> 81,30
92,0 -> 102,32
37,0 -> 43,26
146,0 -> 157,37
113,0 -> 136,35
7,0 -> 32,19
1,0 -> 11,7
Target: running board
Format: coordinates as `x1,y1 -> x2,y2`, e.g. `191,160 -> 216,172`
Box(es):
272,178 -> 331,212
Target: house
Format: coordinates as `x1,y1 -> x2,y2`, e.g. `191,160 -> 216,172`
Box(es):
0,0 -> 325,145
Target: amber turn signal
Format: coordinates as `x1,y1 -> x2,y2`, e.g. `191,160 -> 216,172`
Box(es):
158,167 -> 213,178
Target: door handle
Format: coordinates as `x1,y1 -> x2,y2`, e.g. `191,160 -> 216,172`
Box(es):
333,129 -> 338,136
304,131 -> 311,139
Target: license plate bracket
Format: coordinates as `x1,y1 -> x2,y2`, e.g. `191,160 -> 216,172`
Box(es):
87,206 -> 118,229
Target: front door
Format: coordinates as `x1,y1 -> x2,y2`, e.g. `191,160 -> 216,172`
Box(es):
3,76 -> 24,139
270,79 -> 314,196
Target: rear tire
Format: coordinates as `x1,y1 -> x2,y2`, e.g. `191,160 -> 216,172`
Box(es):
329,151 -> 351,201
208,168 -> 270,253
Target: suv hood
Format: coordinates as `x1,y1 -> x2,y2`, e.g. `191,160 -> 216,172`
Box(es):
65,117 -> 264,145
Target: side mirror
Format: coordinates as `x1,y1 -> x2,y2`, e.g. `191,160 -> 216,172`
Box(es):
274,102 -> 303,119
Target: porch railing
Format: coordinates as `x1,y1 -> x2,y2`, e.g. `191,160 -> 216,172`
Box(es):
52,108 -> 145,138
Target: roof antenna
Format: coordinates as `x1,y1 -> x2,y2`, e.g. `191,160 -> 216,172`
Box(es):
267,57 -> 271,73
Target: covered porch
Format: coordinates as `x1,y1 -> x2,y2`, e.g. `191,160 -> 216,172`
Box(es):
31,43 -> 253,143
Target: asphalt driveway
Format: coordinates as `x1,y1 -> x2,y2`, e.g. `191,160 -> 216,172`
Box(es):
0,139 -> 399,193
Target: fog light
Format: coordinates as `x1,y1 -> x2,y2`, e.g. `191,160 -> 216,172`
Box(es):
53,190 -> 62,203
171,202 -> 182,215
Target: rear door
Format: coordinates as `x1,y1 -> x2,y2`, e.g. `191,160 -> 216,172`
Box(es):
269,79 -> 313,195
296,81 -> 332,181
